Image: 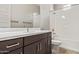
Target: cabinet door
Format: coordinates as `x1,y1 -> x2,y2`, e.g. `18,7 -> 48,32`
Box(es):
36,39 -> 46,54
24,40 -> 46,54
45,33 -> 52,53
45,37 -> 52,53
7,48 -> 23,54
24,43 -> 37,54
37,38 -> 51,54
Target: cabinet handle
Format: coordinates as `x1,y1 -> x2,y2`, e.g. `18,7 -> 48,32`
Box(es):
6,43 -> 20,48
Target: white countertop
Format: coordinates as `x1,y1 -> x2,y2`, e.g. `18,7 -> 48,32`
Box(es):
0,30 -> 51,41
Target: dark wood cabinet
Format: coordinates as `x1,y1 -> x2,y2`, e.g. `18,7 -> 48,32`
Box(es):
24,43 -> 37,54
7,48 -> 23,54
0,32 -> 52,54
47,36 -> 52,53
24,32 -> 52,54
0,38 -> 23,54
24,40 -> 47,54
36,39 -> 46,54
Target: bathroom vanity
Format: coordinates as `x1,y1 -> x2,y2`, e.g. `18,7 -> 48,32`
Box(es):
0,31 -> 52,54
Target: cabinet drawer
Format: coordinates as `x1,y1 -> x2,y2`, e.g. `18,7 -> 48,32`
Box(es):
24,35 -> 41,46
0,38 -> 23,54
38,32 -> 51,39
24,32 -> 51,46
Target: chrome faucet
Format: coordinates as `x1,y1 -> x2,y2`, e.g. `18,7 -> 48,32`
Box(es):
27,28 -> 29,32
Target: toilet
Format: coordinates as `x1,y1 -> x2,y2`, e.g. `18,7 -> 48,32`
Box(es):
52,39 -> 62,53
52,39 -> 61,46
51,32 -> 62,53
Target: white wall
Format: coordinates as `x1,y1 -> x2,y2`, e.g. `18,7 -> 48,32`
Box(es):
33,14 -> 40,28
11,4 -> 40,21
52,5 -> 79,52
0,4 -> 11,28
11,4 -> 40,28
0,4 -> 40,28
49,11 -> 55,31
40,4 -> 53,30
54,4 -> 65,10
